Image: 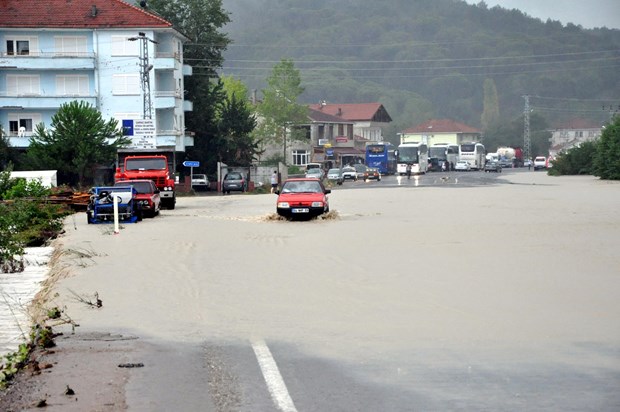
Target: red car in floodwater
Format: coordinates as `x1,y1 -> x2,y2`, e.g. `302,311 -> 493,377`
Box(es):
114,179 -> 161,218
276,178 -> 331,219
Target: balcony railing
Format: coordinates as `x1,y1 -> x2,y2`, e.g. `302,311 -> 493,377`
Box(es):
0,51 -> 95,58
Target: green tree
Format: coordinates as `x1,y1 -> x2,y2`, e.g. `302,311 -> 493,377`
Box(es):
25,101 -> 130,187
221,75 -> 250,104
255,59 -> 308,165
548,140 -> 598,176
218,94 -> 258,165
593,116 -> 620,180
481,78 -> 500,131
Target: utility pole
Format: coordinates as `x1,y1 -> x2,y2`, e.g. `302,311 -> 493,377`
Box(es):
523,95 -> 531,161
128,32 -> 157,119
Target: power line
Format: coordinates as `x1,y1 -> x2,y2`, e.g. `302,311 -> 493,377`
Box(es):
532,95 -> 619,102
185,48 -> 619,65
209,56 -> 620,72
213,63 -> 619,79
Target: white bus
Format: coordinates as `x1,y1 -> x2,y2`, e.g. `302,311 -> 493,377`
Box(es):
430,143 -> 459,170
396,142 -> 429,175
459,142 -> 486,170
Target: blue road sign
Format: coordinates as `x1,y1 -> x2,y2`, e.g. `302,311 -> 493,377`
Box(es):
183,161 -> 200,167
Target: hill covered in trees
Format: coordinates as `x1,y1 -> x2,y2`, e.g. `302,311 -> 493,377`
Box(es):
214,0 -> 620,144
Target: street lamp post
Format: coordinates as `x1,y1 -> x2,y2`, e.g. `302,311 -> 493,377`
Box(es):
128,32 -> 157,119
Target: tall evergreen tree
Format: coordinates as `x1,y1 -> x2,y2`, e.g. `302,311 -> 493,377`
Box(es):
147,0 -> 231,173
481,78 -> 500,131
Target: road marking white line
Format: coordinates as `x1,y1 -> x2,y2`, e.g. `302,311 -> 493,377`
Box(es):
252,340 -> 298,412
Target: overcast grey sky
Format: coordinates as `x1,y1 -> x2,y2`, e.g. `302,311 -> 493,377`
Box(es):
464,0 -> 620,29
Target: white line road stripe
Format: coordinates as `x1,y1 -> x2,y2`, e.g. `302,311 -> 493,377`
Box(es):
252,340 -> 298,412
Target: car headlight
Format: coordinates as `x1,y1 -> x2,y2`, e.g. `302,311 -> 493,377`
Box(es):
277,202 -> 290,208
311,201 -> 324,207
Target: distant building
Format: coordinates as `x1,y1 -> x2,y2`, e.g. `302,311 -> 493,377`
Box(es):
548,119 -> 602,158
399,119 -> 481,145
308,102 -> 392,143
0,0 -> 193,153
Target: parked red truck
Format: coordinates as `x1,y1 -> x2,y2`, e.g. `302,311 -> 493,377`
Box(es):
115,149 -> 176,209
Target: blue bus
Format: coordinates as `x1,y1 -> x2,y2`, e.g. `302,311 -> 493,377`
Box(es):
365,142 -> 397,174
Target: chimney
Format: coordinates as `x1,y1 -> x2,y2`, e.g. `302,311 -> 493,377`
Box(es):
251,89 -> 257,105
91,5 -> 98,17
337,108 -> 342,117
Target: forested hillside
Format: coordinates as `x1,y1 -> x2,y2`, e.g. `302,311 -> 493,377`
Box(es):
214,0 -> 620,142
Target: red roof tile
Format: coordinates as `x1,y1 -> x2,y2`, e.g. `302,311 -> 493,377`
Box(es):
307,108 -> 353,124
402,119 -> 481,134
308,103 -> 391,122
0,0 -> 172,29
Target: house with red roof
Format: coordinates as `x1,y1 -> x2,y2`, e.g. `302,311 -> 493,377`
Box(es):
308,102 -> 392,143
0,0 -> 193,153
301,108 -> 365,168
399,119 -> 481,146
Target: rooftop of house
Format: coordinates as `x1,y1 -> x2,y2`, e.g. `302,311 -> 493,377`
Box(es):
307,108 -> 354,124
308,102 -> 392,122
401,119 -> 481,134
0,0 -> 172,29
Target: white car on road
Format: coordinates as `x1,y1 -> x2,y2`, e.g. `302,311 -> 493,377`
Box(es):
454,160 -> 471,171
534,156 -> 547,170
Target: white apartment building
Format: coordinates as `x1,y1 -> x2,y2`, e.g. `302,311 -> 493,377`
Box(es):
0,0 -> 193,152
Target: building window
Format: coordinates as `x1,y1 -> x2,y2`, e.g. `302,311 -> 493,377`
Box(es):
111,36 -> 139,56
112,74 -> 140,95
56,75 -> 89,96
54,36 -> 87,56
7,75 -> 40,96
6,38 -> 33,55
292,150 -> 309,166
8,113 -> 42,136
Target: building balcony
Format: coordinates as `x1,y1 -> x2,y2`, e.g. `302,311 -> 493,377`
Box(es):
0,94 -> 97,109
7,135 -> 31,149
156,129 -> 193,151
154,52 -> 179,70
154,90 -> 181,109
0,52 -> 96,70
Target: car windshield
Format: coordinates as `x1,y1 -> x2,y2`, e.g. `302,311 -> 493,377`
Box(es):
307,169 -> 321,175
328,169 -> 340,174
193,174 -> 206,180
114,181 -> 152,194
282,181 -> 322,193
343,167 -> 355,172
225,173 -> 242,180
